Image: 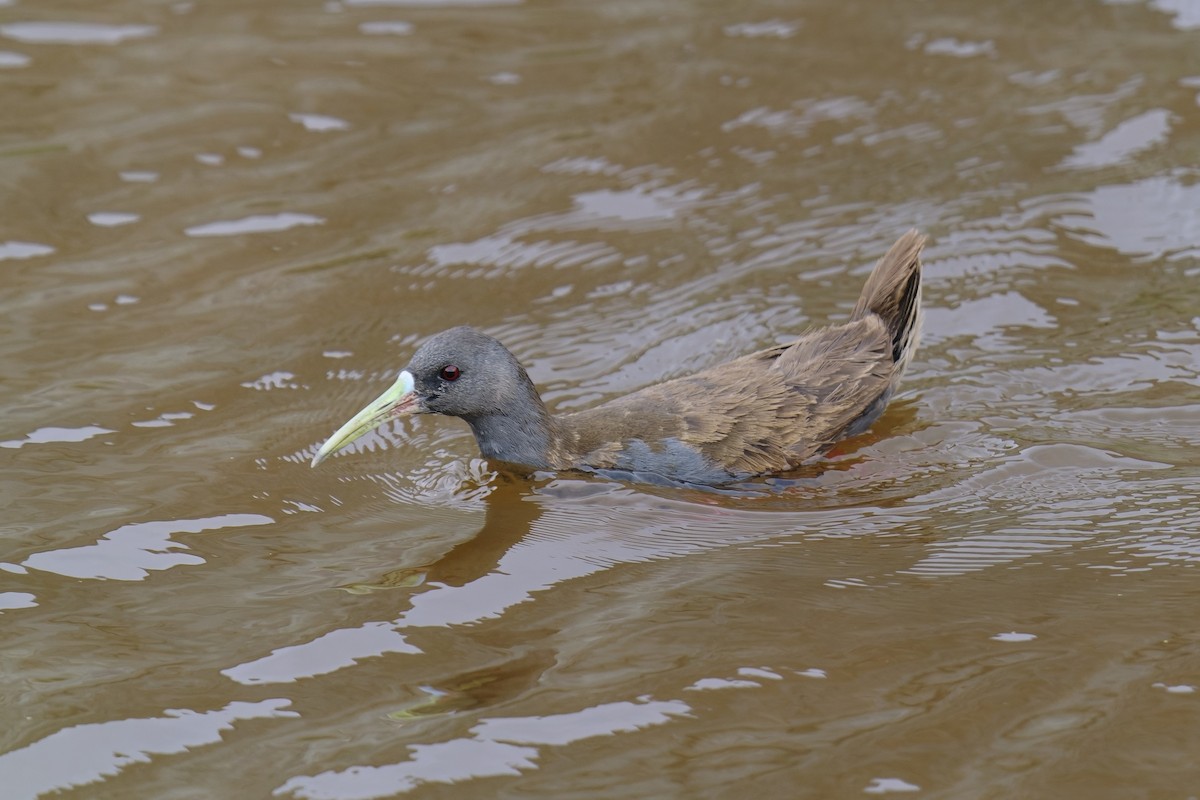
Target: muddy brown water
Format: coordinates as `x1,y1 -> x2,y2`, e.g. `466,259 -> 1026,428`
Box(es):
3,1 -> 1200,798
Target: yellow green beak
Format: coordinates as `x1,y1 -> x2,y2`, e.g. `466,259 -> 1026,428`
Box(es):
311,370 -> 417,467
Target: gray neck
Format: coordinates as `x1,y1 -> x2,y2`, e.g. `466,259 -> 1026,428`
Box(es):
464,397 -> 554,470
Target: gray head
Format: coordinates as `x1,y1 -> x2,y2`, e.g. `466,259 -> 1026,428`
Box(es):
405,326 -> 543,420
311,326 -> 552,468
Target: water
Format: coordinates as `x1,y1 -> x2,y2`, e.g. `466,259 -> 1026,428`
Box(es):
3,0 -> 1200,797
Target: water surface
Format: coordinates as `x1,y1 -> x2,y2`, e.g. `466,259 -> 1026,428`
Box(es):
3,0 -> 1200,798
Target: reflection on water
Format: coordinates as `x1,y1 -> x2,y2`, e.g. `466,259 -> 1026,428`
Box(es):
3,0 -> 1200,797
184,212 -> 326,238
22,514 -> 274,581
278,697 -> 692,799
0,700 -> 297,799
0,22 -> 158,45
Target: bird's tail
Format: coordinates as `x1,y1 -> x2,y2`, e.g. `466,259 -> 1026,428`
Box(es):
852,229 -> 926,373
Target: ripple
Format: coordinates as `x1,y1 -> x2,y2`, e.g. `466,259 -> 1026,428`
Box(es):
932,223 -> 1073,279
904,444 -> 1172,577
1023,75 -> 1143,139
1067,405 -> 1200,449
422,232 -> 619,275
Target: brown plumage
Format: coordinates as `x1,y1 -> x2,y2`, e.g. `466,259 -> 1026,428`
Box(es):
547,229 -> 925,478
312,230 -> 927,485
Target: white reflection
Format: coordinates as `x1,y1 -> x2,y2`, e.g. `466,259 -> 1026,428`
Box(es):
275,698 -> 688,799
119,170 -> 158,183
919,291 -> 1056,348
0,425 -> 113,449
131,410 -> 193,428
686,677 -> 761,691
722,96 -> 874,137
474,699 -> 690,745
223,622 -> 421,685
289,113 -> 351,132
923,37 -> 995,58
0,240 -> 54,261
241,371 -> 305,391
22,514 -> 274,581
344,0 -> 519,6
0,50 -> 31,68
0,22 -> 157,45
359,21 -> 413,35
864,777 -> 921,794
1153,682 -> 1196,694
1060,109 -> 1173,170
0,699 -> 296,800
1151,0 -> 1200,30
573,185 -> 703,223
280,739 -> 538,799
0,591 -> 37,611
1055,175 -> 1200,259
224,495 -> 899,685
723,20 -> 800,38
185,213 -> 324,237
87,212 -> 140,227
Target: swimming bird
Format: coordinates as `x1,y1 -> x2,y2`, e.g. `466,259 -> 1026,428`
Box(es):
312,229 -> 926,484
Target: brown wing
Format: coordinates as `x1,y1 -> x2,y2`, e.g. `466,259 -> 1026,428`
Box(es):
769,315 -> 895,459
549,231 -> 924,478
551,316 -> 894,476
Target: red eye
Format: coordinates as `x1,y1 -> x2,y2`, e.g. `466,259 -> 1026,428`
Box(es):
439,365 -> 461,382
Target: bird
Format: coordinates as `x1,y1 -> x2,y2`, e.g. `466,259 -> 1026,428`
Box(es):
312,229 -> 926,485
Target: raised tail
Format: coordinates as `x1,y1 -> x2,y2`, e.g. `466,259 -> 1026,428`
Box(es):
852,229 -> 926,373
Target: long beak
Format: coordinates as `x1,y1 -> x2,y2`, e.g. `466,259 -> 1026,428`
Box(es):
311,370 -> 417,467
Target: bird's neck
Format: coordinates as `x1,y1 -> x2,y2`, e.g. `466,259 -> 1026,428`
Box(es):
463,389 -> 557,470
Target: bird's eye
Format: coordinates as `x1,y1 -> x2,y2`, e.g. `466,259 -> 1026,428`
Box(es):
439,365 -> 461,382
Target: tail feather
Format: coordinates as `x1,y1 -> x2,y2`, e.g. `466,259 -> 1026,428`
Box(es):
852,229 -> 926,370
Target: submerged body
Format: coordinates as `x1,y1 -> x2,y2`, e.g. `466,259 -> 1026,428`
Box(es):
313,230 -> 926,485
